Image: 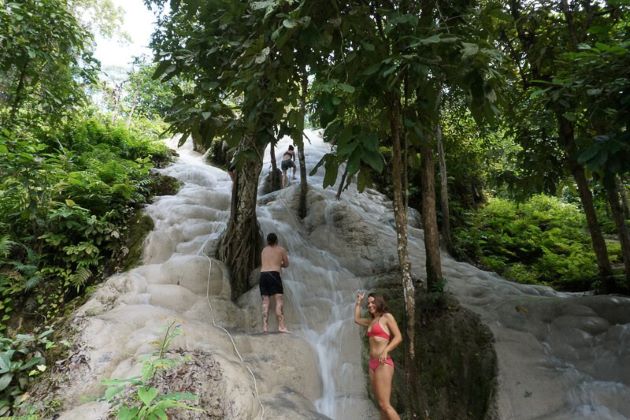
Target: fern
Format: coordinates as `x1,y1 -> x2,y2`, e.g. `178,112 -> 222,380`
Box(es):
0,235 -> 15,258
69,267 -> 92,291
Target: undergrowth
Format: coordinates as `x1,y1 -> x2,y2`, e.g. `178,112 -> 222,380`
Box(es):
452,194 -> 622,291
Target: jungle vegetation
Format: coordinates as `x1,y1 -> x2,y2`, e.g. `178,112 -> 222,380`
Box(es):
0,0 -> 628,416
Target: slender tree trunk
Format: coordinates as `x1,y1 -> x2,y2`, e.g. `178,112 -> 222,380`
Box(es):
126,92 -> 138,128
436,123 -> 452,252
297,72 -> 309,219
617,175 -> 630,220
388,94 -> 415,361
556,114 -> 613,290
8,59 -> 29,125
604,176 -> 630,284
217,135 -> 265,300
269,142 -> 281,191
420,139 -> 443,290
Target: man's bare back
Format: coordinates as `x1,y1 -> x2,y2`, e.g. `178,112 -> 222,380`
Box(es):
261,244 -> 289,272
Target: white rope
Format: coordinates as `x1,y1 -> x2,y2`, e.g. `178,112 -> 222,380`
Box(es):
200,253 -> 265,419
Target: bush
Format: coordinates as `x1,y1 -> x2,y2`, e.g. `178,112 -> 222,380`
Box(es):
0,328 -> 57,416
0,114 -> 172,330
452,194 -> 606,290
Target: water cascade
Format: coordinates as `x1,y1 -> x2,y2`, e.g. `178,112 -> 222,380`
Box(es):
42,130 -> 630,420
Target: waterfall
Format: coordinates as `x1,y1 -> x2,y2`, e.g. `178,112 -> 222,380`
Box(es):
256,132 -> 376,418
51,130 -> 630,420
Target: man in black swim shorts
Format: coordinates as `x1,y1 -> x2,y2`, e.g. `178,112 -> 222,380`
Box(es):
259,233 -> 290,333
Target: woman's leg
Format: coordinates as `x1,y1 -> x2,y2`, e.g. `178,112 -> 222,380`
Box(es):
372,364 -> 400,420
369,369 -> 385,420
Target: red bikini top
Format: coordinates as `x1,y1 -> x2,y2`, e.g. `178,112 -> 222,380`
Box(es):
367,318 -> 390,340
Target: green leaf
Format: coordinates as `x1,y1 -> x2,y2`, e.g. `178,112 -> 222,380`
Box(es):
362,150 -> 384,172
252,0 -> 275,10
138,386 -> 159,406
323,157 -> 339,188
338,83 -> 355,94
0,374 -> 13,392
255,47 -> 270,64
408,34 -> 442,47
117,406 -> 140,420
282,19 -> 297,29
0,353 -> 12,373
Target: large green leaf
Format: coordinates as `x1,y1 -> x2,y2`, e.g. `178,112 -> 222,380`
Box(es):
0,352 -> 13,374
0,374 -> 13,392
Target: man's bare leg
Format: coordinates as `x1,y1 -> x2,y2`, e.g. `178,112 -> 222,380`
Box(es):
282,170 -> 288,188
262,295 -> 270,333
274,294 -> 289,332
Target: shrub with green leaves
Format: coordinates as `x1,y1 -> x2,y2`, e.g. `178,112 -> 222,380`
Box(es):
0,114 -> 171,328
452,194 -> 617,290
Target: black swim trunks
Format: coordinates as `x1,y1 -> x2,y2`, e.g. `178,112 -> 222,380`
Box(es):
281,159 -> 296,171
259,271 -> 284,296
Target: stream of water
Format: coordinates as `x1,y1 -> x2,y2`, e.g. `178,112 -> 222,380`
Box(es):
52,125 -> 630,420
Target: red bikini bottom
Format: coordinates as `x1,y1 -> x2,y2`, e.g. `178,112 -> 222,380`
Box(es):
369,357 -> 394,372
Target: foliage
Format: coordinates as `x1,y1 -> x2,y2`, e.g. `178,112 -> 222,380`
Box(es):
0,115 -> 170,329
452,194 -> 622,290
0,0 -> 98,129
0,328 -> 56,416
148,0 -> 320,158
124,60 -> 177,121
102,322 -> 199,420
310,0 -> 502,192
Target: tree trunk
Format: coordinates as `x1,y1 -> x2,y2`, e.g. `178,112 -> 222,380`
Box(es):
126,91 -> 138,128
604,176 -> 630,284
556,114 -> 613,291
436,123 -> 452,253
7,59 -> 29,126
617,176 -> 630,220
217,135 -> 264,300
269,142 -> 282,192
420,139 -> 443,290
388,94 -> 416,361
297,72 -> 309,219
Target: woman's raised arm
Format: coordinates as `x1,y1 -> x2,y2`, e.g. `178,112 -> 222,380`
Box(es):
354,292 -> 370,327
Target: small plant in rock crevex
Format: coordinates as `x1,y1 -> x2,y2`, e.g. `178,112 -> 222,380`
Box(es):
0,328 -> 57,416
101,322 -> 200,420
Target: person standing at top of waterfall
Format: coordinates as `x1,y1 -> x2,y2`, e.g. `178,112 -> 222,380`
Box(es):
355,292 -> 402,420
280,145 -> 296,188
259,232 -> 290,333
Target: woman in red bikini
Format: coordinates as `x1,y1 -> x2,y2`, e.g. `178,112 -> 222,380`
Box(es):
354,292 -> 402,420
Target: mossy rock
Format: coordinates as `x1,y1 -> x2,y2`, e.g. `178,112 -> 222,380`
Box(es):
149,172 -> 181,197
119,213 -> 155,272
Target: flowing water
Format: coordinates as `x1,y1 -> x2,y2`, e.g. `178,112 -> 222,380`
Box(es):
154,133 -> 378,419
161,131 -> 630,419
54,130 -> 630,419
